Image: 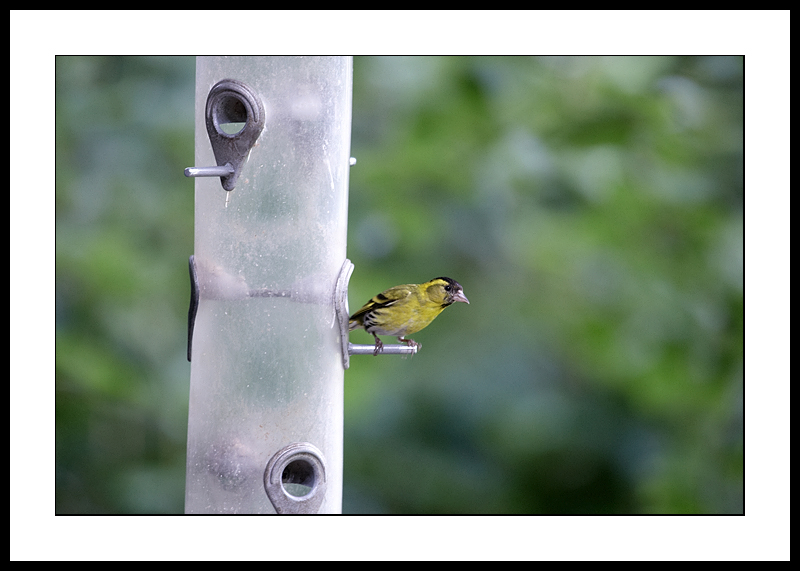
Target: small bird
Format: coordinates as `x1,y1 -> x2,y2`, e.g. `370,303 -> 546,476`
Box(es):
349,277 -> 469,356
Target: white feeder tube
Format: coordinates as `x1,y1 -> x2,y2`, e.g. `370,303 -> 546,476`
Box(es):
185,56 -> 351,514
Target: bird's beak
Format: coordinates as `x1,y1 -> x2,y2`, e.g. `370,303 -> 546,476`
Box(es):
453,291 -> 469,304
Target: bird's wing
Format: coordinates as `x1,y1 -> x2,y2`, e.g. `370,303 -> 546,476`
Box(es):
372,284 -> 414,307
350,284 -> 414,320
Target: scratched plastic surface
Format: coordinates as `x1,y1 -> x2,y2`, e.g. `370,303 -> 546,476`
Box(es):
185,57 -> 351,514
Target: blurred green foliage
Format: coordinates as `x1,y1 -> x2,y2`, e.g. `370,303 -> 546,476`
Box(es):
56,56 -> 742,514
56,57 -> 195,513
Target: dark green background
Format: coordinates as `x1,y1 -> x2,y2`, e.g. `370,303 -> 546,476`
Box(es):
55,56 -> 743,514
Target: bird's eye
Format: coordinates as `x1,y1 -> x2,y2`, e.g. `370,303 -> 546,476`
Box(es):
444,285 -> 451,291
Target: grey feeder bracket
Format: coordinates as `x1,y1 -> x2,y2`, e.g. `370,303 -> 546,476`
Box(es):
264,442 -> 328,514
184,78 -> 266,192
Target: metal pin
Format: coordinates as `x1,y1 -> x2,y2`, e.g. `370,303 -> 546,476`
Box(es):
184,164 -> 235,178
348,343 -> 419,356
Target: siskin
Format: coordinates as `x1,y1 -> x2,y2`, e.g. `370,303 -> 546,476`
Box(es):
349,277 -> 469,356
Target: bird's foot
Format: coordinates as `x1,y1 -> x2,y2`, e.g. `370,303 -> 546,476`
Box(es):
398,337 -> 420,351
